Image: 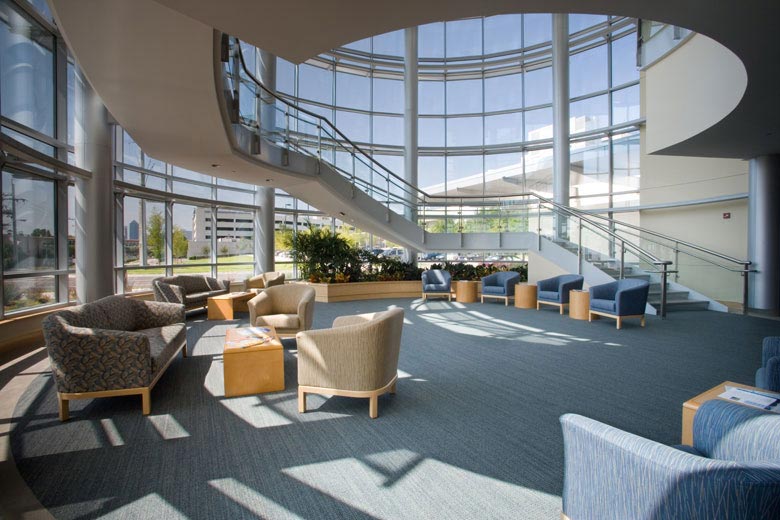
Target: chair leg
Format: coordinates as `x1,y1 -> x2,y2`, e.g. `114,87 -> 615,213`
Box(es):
588,312 -> 593,322
182,343 -> 187,358
298,387 -> 307,413
141,388 -> 151,415
616,317 -> 622,330
369,395 -> 378,419
58,394 -> 69,422
537,302 -> 540,310
560,305 -> 564,315
505,297 -> 508,306
390,381 -> 397,394
641,315 -> 646,327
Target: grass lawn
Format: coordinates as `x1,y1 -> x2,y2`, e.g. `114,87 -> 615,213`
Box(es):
125,255 -> 255,275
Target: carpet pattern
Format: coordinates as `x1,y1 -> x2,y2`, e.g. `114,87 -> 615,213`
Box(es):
10,300 -> 779,519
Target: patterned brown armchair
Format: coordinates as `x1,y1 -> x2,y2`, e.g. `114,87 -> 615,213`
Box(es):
244,271 -> 285,291
152,275 -> 230,309
296,308 -> 404,418
42,295 -> 187,421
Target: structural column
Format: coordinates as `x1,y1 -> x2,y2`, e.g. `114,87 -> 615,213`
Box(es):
257,49 -> 277,136
253,48 -> 277,274
404,27 -> 419,263
74,70 -> 114,302
255,187 -> 275,274
552,13 -> 570,238
747,154 -> 780,312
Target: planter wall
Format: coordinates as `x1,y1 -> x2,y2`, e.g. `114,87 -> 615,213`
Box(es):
308,281 -> 424,303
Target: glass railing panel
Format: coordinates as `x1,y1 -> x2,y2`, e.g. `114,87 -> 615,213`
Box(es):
672,251 -> 742,304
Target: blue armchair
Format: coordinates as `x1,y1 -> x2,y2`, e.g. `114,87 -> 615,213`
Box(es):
480,271 -> 520,305
561,399 -> 780,520
588,278 -> 649,329
756,336 -> 780,392
421,269 -> 452,301
536,274 -> 584,314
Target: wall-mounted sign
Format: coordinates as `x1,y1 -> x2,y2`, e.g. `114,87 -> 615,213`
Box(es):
723,212 -> 731,219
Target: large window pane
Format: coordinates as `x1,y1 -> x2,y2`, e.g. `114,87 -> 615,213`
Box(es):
523,14 -> 551,47
485,152 -> 524,193
447,155 -> 483,185
419,117 -> 445,147
418,22 -> 444,58
298,63 -> 332,104
4,275 -> 55,313
612,84 -> 640,125
215,208 -> 254,263
524,107 -> 553,141
419,80 -> 445,115
484,15 -> 522,54
418,156 -> 445,192
570,44 -> 608,97
485,112 -> 523,145
276,57 -> 295,95
2,169 -> 56,271
569,14 -> 608,34
613,131 -> 640,193
372,114 -> 403,146
335,110 -> 370,143
123,131 -> 142,166
172,165 -> 212,183
0,2 -> 55,137
446,79 -> 483,115
372,77 -> 403,114
524,67 -> 552,107
144,201 -> 166,264
446,117 -> 483,147
525,148 -> 553,197
336,71 -> 370,110
446,19 -> 482,57
570,94 -> 609,133
612,34 -> 639,87
485,74 -> 522,112
570,138 -> 610,200
172,203 -> 198,262
373,30 -> 403,56
123,197 -> 141,265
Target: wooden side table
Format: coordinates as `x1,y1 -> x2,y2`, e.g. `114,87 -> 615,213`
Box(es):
569,289 -> 591,320
223,326 -> 284,397
681,380 -> 758,445
514,284 -> 537,309
456,280 -> 478,303
208,292 -> 256,320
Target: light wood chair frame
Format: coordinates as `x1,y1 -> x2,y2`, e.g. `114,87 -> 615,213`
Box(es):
57,340 -> 187,421
298,375 -> 397,419
588,310 -> 646,329
481,293 -> 512,306
537,299 -> 569,314
422,291 -> 452,301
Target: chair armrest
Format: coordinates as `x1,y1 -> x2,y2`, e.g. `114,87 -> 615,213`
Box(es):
220,279 -> 231,291
763,337 -> 780,366
136,300 -> 185,328
693,399 -> 780,460
502,273 -> 520,294
154,281 -> 185,304
615,284 -> 648,316
763,356 -> 780,392
247,292 -> 272,325
537,277 -> 556,291
421,272 -> 430,284
298,297 -> 315,331
590,282 -> 616,300
44,325 -> 152,393
481,273 -> 498,286
333,313 -> 377,328
561,413 -> 780,520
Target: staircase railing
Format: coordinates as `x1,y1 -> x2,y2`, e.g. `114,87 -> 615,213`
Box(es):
221,35 -> 750,316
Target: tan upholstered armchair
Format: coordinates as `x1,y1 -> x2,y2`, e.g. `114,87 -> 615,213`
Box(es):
247,284 -> 316,337
296,308 -> 404,419
244,271 -> 285,291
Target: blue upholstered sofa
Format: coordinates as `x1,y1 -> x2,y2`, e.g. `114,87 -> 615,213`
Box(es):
480,271 -> 520,305
561,399 -> 780,520
588,278 -> 650,329
536,274 -> 584,314
421,269 -> 452,301
756,336 -> 780,392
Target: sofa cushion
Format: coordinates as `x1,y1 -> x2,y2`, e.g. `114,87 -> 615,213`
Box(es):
137,323 -> 186,375
424,283 -> 449,292
538,290 -> 560,302
255,313 -> 300,330
590,298 -> 616,313
482,285 -> 506,295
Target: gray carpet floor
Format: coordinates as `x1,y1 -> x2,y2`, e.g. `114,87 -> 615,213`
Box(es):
10,300 -> 780,519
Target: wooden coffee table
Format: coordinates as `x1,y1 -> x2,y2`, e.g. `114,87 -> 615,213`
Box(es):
223,326 -> 284,397
681,380 -> 758,445
208,291 -> 256,320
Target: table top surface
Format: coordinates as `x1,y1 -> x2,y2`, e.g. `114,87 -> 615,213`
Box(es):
210,291 -> 257,301
683,380 -> 758,410
224,326 -> 281,353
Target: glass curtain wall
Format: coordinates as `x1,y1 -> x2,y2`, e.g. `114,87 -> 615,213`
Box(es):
271,14 -> 641,233
0,0 -> 76,317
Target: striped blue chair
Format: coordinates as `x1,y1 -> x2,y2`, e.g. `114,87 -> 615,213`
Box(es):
560,399 -> 780,520
756,336 -> 780,392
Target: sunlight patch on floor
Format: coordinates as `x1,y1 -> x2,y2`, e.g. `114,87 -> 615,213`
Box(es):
282,450 -> 561,519
106,493 -> 188,519
209,478 -> 304,519
99,418 -> 125,446
219,396 -> 293,429
147,414 -> 190,440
